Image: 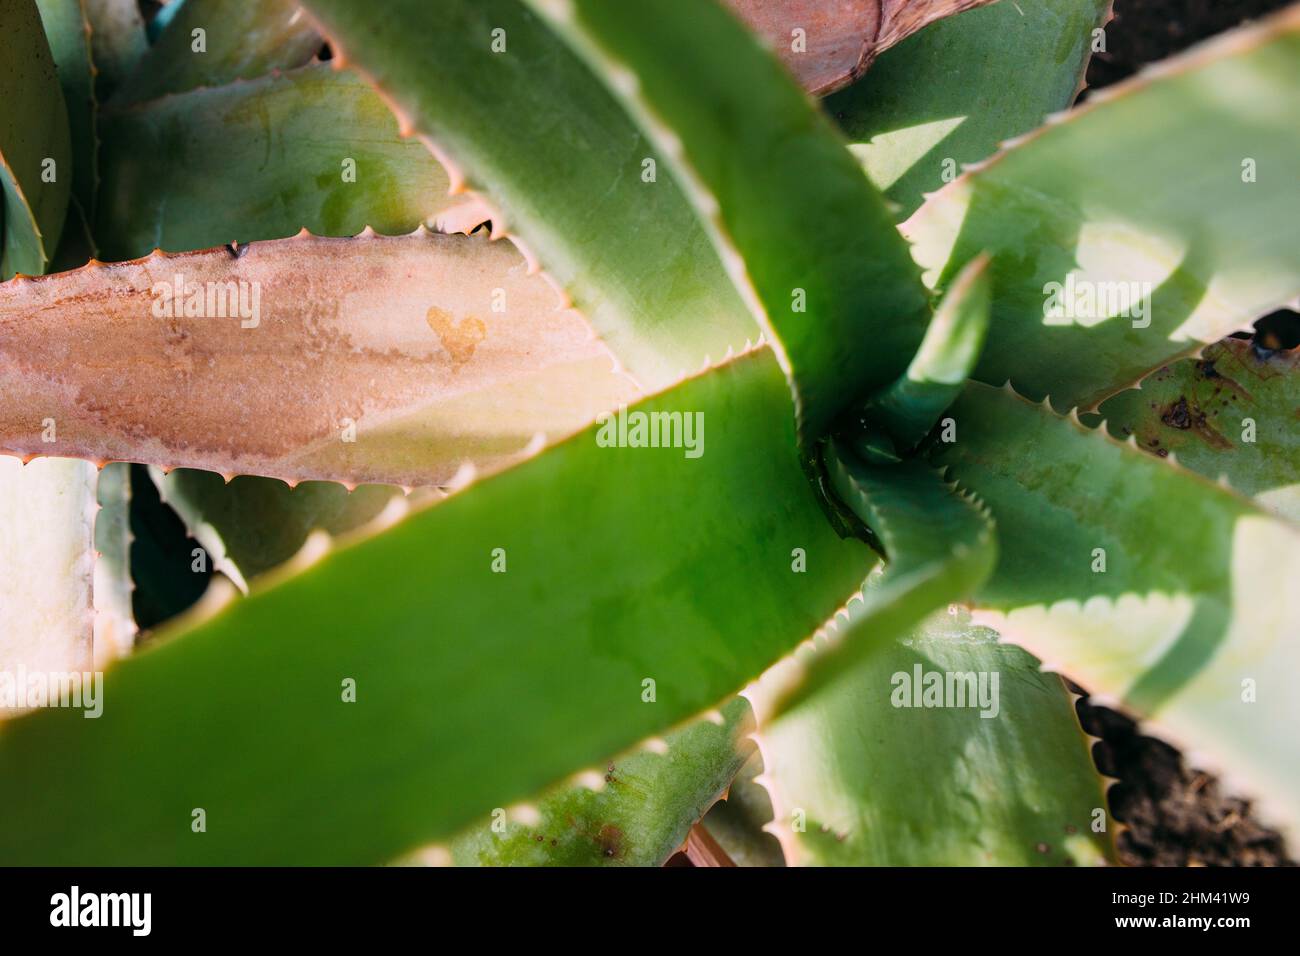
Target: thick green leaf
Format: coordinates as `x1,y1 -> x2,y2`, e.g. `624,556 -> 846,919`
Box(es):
112,0 -> 321,106
151,468 -> 409,591
300,0 -> 758,394
931,381 -> 1300,843
95,65 -> 473,260
36,0 -> 97,218
0,0 -> 73,279
0,231 -> 638,486
93,461 -> 136,664
905,9 -> 1300,410
857,253 -> 991,455
525,0 -> 932,439
1095,339 -> 1300,521
438,698 -> 752,866
750,609 -> 1115,865
0,456 -> 97,708
770,448 -> 996,713
0,348 -> 873,864
81,0 -> 146,101
830,0 -> 1112,220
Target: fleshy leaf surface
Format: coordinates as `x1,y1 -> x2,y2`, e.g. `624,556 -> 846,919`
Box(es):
35,0 -> 97,219
300,0 -> 759,394
525,0 -> 932,438
905,8 -> 1300,410
0,231 -> 639,486
1095,339 -> 1300,521
95,65 -> 473,261
439,699 -> 752,866
769,448 -> 996,713
750,609 -> 1115,865
932,380 -> 1300,843
0,0 -> 73,279
81,0 -> 146,100
93,461 -> 136,665
858,253 -> 991,454
831,0 -> 1112,219
0,347 -> 873,864
111,0 -> 321,105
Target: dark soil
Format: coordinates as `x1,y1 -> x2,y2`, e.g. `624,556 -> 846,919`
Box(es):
1078,699 -> 1294,866
1084,0 -> 1295,91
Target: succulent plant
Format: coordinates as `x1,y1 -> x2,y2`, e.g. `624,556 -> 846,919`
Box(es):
0,0 -> 1296,868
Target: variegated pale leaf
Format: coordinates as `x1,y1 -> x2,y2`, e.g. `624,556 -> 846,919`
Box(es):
0,456 -> 98,714
0,231 -> 639,487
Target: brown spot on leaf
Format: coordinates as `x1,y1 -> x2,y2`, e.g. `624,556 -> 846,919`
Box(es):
1162,397 -> 1193,430
596,824 -> 624,859
1159,396 -> 1232,450
425,306 -> 486,369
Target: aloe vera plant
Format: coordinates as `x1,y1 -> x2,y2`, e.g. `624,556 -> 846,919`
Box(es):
0,0 -> 1296,869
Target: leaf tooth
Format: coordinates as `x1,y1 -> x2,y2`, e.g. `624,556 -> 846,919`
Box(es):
407,844 -> 452,866
569,769 -> 606,792
507,803 -> 543,827
164,574 -> 241,634
519,431 -> 547,458
443,460 -> 478,494
286,529 -> 332,574
643,737 -> 669,755
536,268 -> 573,310
702,708 -> 726,726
